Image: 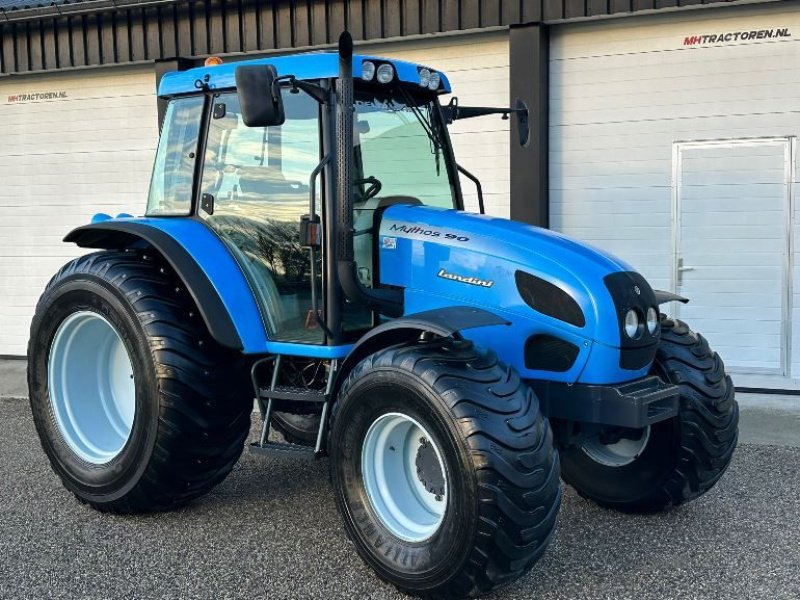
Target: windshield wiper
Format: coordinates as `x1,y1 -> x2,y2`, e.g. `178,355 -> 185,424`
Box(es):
397,87 -> 443,175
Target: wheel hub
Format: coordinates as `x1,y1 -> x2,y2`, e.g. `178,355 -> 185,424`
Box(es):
581,426 -> 651,467
415,437 -> 445,497
361,413 -> 448,542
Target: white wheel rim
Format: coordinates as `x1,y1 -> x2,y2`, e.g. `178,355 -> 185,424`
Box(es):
361,412 -> 448,542
581,427 -> 651,468
48,311 -> 136,464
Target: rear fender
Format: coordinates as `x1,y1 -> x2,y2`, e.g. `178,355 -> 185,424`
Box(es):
65,218 -> 268,352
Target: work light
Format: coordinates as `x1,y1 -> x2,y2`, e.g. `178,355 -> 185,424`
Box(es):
376,63 -> 395,83
419,68 -> 431,87
426,71 -> 441,90
361,60 -> 376,81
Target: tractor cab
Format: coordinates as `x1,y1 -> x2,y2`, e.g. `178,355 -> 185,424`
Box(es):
150,50 -> 470,348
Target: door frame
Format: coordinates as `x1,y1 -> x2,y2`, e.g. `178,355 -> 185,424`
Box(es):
671,136 -> 797,376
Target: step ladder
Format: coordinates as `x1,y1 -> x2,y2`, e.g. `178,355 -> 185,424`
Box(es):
249,355 -> 336,460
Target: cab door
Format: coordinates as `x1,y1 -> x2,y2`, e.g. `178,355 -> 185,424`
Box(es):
198,90 -> 324,344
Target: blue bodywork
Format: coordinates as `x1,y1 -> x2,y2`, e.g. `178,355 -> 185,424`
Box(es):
159,53 -> 451,97
81,206 -> 655,384
378,205 -> 650,385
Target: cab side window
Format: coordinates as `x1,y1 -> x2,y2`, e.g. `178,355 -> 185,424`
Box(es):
146,96 -> 204,216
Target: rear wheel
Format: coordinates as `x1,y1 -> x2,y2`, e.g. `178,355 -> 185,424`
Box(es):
329,339 -> 561,598
28,250 -> 252,513
560,316 -> 739,513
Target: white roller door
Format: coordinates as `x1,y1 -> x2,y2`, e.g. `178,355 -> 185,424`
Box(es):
0,66 -> 158,356
550,5 -> 800,381
360,31 -> 510,216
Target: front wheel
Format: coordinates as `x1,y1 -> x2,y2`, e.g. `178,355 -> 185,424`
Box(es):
329,339 -> 561,598
560,316 -> 739,513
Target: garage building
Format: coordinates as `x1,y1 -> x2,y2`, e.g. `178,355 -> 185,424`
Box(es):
1,0 -> 798,390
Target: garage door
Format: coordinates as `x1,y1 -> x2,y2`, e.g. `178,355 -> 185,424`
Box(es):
0,66 -> 158,356
360,31 -> 510,217
550,5 -> 800,379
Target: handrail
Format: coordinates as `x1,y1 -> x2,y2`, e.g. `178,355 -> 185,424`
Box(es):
456,163 -> 485,215
308,154 -> 334,340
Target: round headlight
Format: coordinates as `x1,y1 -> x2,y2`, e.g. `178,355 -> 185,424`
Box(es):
646,307 -> 659,334
624,309 -> 641,339
418,68 -> 431,87
426,71 -> 441,90
376,63 -> 395,84
361,61 -> 376,81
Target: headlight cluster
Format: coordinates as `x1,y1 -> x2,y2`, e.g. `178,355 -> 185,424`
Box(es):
361,60 -> 395,83
417,67 -> 441,90
623,307 -> 659,339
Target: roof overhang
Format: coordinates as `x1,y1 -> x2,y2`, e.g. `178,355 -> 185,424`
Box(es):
157,52 -> 452,97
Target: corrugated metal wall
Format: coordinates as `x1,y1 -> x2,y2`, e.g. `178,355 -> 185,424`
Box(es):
0,0 -> 755,75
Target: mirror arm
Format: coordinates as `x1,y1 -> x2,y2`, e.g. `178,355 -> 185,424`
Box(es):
444,97 -> 527,123
273,74 -> 328,104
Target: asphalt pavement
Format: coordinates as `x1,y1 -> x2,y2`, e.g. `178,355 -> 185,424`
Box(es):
1,396 -> 798,600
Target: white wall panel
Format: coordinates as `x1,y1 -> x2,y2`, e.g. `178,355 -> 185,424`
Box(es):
550,4 -> 800,382
0,66 -> 159,356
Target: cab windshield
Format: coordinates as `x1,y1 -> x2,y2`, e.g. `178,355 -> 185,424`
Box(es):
352,90 -> 457,210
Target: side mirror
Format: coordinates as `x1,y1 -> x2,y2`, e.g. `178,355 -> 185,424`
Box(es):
235,65 -> 285,127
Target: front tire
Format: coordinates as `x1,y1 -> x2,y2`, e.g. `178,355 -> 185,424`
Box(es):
28,250 -> 252,513
560,316 -> 739,513
329,339 -> 561,598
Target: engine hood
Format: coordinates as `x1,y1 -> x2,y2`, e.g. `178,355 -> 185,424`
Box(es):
376,205 -> 659,384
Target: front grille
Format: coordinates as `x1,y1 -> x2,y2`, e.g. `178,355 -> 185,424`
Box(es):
603,271 -> 659,370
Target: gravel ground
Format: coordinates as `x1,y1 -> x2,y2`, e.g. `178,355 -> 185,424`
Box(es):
1,397 -> 798,600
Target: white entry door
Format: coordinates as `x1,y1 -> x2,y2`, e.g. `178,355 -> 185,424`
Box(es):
673,138 -> 795,374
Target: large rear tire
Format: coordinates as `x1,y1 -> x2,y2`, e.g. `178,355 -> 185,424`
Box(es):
329,339 -> 561,598
28,250 -> 252,513
560,316 -> 739,513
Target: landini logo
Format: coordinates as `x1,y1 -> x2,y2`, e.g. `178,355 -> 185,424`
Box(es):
437,268 -> 494,288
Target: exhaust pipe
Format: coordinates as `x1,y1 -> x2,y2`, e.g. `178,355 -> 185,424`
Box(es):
335,31 -> 402,317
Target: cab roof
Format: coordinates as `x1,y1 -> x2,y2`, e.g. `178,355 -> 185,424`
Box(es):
158,52 -> 452,97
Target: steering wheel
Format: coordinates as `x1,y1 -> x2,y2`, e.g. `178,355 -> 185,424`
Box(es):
354,176 -> 382,202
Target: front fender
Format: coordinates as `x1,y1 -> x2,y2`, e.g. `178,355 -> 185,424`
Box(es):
334,306 -> 509,395
65,217 -> 267,352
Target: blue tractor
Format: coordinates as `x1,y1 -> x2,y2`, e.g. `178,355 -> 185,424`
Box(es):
28,33 -> 738,598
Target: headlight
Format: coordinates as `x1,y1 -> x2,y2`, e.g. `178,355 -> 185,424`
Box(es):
624,309 -> 641,339
418,68 -> 431,87
646,307 -> 659,334
361,60 -> 376,81
426,71 -> 441,90
376,63 -> 395,84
